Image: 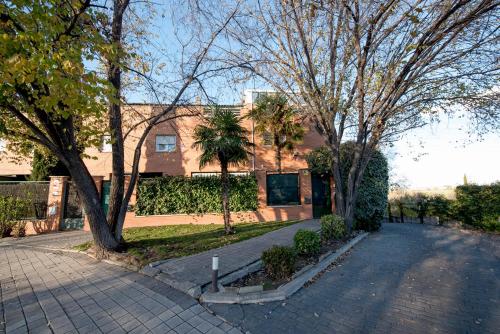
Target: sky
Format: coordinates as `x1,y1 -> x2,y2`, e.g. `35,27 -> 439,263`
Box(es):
387,115 -> 500,189
126,2 -> 500,190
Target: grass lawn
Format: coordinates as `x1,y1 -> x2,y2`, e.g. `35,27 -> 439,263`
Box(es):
75,220 -> 301,265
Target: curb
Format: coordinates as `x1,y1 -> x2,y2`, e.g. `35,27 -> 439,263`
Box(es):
200,232 -> 369,304
144,223 -> 322,298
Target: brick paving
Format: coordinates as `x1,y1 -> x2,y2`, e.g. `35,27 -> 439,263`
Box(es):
208,223 -> 500,334
0,231 -> 92,250
154,220 -> 320,291
0,244 -> 241,334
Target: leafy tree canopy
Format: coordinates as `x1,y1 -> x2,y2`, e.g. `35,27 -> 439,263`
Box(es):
0,0 -> 110,157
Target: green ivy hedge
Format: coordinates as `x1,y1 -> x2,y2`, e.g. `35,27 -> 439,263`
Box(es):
135,175 -> 258,216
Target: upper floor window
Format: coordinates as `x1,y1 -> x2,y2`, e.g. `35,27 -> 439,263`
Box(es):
100,135 -> 112,153
156,135 -> 176,152
262,132 -> 273,146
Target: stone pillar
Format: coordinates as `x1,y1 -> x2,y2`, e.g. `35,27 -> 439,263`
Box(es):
83,176 -> 104,231
255,170 -> 267,208
299,169 -> 313,219
46,176 -> 69,232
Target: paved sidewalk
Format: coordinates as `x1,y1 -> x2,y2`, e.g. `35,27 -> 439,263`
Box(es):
0,230 -> 92,250
0,244 -> 241,334
153,220 -> 320,295
209,223 -> 500,334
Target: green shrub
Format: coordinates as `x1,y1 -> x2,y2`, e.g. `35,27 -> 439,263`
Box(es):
0,196 -> 30,238
427,195 -> 453,223
320,214 -> 346,240
454,183 -> 500,231
293,229 -> 321,256
136,175 -> 258,215
261,245 -> 296,280
306,142 -> 389,231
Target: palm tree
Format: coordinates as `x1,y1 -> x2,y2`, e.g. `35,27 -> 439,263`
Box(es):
249,94 -> 304,173
193,107 -> 253,234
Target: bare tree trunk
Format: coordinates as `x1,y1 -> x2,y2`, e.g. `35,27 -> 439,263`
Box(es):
398,203 -> 405,223
220,162 -> 232,234
276,147 -> 282,173
66,151 -> 119,252
106,0 -> 129,238
331,144 -> 346,218
274,134 -> 282,173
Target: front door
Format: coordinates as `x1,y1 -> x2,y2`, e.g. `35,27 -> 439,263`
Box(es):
311,174 -> 332,219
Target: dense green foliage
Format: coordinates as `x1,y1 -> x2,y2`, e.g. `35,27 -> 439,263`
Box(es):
262,245 -> 297,280
0,196 -> 30,237
306,143 -> 389,231
293,229 -> 321,256
0,1 -> 108,157
136,175 -> 258,215
389,183 -> 499,232
305,146 -> 333,175
320,214 -> 346,240
29,149 -> 69,181
454,183 -> 499,231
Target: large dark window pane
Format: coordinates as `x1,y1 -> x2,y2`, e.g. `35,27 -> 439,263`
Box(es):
267,173 -> 300,206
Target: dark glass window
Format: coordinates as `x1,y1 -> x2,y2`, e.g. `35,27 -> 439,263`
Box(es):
266,173 -> 300,206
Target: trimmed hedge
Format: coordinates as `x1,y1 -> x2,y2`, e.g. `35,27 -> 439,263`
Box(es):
0,196 -> 30,238
262,245 -> 296,280
135,175 -> 258,215
320,214 -> 346,240
294,229 -> 321,256
454,183 -> 500,231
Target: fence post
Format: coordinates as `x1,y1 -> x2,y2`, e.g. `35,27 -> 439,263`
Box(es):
83,176 -> 105,232
46,176 -> 69,233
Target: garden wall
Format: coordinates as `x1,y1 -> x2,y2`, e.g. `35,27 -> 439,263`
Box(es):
83,169 -> 313,231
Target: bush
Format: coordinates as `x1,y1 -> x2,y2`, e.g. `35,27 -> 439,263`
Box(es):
454,183 -> 500,231
320,214 -> 346,240
136,175 -> 258,215
306,142 -> 389,231
294,229 -> 321,256
0,196 -> 30,238
427,195 -> 453,223
261,245 -> 296,280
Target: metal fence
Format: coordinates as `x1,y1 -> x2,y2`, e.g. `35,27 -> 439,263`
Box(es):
63,182 -> 83,219
61,181 -> 84,230
0,181 -> 49,219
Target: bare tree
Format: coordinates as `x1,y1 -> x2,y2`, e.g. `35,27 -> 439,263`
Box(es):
0,0 -> 239,252
222,0 -> 499,230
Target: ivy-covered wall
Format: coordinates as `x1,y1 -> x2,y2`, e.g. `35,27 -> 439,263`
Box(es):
135,175 -> 258,216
